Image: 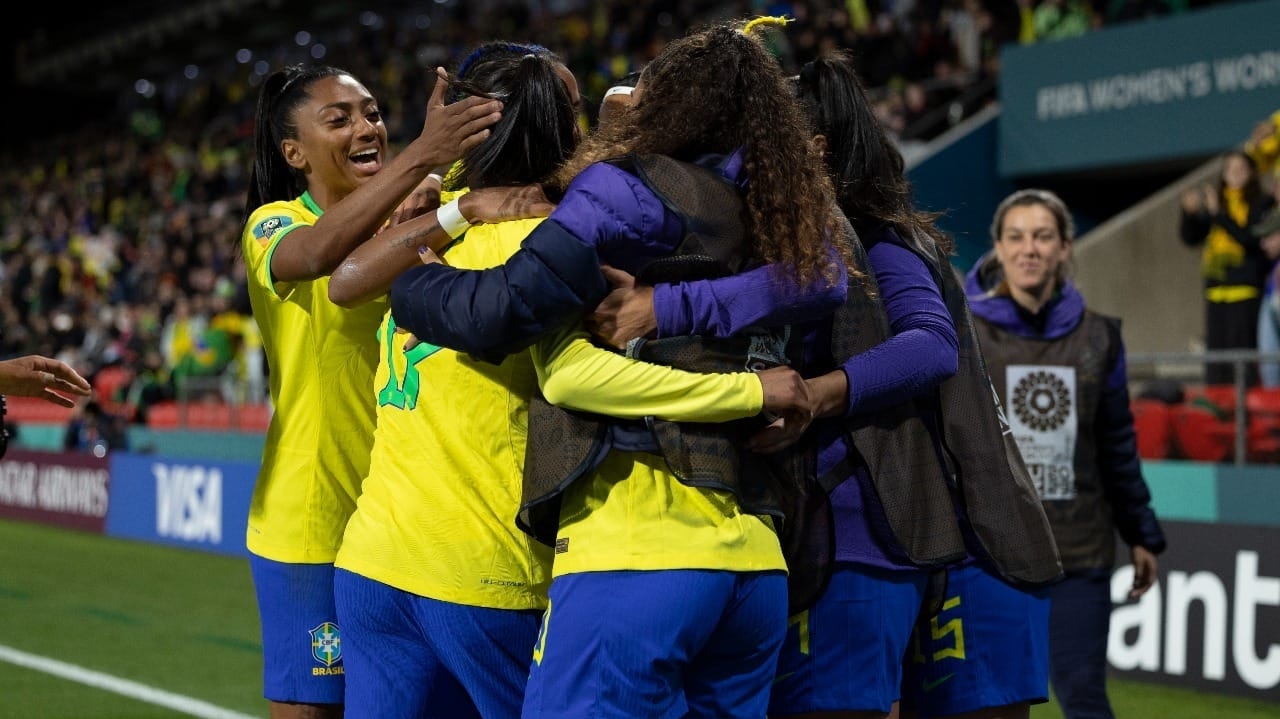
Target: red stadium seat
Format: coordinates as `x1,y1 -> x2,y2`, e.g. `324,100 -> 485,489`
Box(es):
1184,383 -> 1238,418
1245,387 -> 1280,463
144,400 -> 271,432
235,403 -> 272,433
4,395 -> 76,424
1170,403 -> 1235,463
92,365 -> 133,405
1130,399 -> 1174,460
145,401 -> 180,429
185,403 -> 232,430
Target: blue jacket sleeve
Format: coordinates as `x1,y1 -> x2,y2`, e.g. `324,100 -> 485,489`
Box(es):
389,220 -> 609,364
1095,339 -> 1168,553
651,256 -> 848,338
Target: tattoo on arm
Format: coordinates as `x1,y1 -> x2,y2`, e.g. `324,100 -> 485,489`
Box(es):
392,221 -> 441,250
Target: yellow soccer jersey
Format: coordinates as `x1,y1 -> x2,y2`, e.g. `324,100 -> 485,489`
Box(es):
336,214 -> 779,608
336,217 -> 552,610
528,331 -> 785,578
242,193 -> 387,563
550,452 -> 786,577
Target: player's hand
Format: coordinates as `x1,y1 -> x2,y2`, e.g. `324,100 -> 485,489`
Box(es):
416,67 -> 503,170
0,355 -> 92,408
458,184 -> 554,225
586,266 -> 655,350
744,366 -> 816,454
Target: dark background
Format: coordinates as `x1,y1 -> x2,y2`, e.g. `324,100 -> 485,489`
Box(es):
5,1 -> 394,141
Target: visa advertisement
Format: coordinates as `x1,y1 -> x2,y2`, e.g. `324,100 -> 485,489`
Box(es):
3,446 -> 1277,700
105,452 -> 257,557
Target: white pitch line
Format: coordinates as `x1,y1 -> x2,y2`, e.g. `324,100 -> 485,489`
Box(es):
0,644 -> 262,719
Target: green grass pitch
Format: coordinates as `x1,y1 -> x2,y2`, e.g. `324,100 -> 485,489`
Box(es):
1,519 -> 1274,718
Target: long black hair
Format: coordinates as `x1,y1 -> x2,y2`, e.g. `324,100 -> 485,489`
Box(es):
794,51 -> 952,255
244,64 -> 352,218
449,46 -> 579,190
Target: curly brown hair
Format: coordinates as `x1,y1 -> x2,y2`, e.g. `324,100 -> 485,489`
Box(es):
552,20 -> 847,288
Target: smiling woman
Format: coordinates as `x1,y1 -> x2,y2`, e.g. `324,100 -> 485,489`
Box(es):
965,188 -> 1167,719
237,61 -> 503,719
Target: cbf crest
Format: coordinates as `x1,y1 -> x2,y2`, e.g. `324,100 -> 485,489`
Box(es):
310,622 -> 342,667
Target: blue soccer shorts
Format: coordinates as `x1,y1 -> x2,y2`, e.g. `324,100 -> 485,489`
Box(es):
901,562 -> 1051,717
769,563 -> 929,715
250,555 -> 344,705
334,568 -> 543,719
521,569 -> 788,719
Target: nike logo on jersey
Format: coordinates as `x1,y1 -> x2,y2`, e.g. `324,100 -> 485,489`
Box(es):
923,673 -> 955,692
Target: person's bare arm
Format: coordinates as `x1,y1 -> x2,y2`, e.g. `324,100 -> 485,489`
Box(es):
330,185 -> 554,308
271,69 -> 503,283
0,355 -> 92,407
387,170 -> 446,227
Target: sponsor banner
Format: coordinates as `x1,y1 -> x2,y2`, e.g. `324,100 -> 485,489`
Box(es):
105,452 -> 256,557
0,449 -> 110,533
999,2 -> 1280,176
1109,520 -> 1280,699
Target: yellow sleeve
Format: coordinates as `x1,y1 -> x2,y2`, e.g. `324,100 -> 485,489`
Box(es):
1244,112 -> 1280,177
243,201 -> 312,300
1019,6 -> 1036,44
530,326 -> 764,422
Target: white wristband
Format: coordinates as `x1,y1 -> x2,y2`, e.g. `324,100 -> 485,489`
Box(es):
604,85 -> 634,98
425,172 -> 445,186
437,198 -> 472,239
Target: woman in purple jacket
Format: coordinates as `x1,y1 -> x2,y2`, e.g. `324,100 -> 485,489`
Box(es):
780,55 -> 1068,719
963,189 -> 1165,719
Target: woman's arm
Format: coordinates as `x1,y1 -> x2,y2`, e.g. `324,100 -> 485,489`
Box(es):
329,185 -> 554,308
388,163 -> 669,362
652,261 -> 847,339
530,326 -> 814,439
810,238 -> 958,418
1094,337 -> 1167,555
585,257 -> 848,350
389,220 -> 610,363
271,74 -> 502,283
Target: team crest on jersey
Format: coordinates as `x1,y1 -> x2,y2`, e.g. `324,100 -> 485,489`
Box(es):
310,622 -> 342,666
253,215 -> 293,240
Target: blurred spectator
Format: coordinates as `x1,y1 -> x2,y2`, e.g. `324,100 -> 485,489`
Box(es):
63,400 -> 128,457
121,349 -> 173,425
1,0 -> 1230,425
1179,150 -> 1276,386
1255,205 -> 1280,388
1019,0 -> 1097,42
1245,108 -> 1280,180
1104,0 -> 1189,24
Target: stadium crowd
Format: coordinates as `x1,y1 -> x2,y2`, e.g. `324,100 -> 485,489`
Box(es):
0,0 -> 1204,427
